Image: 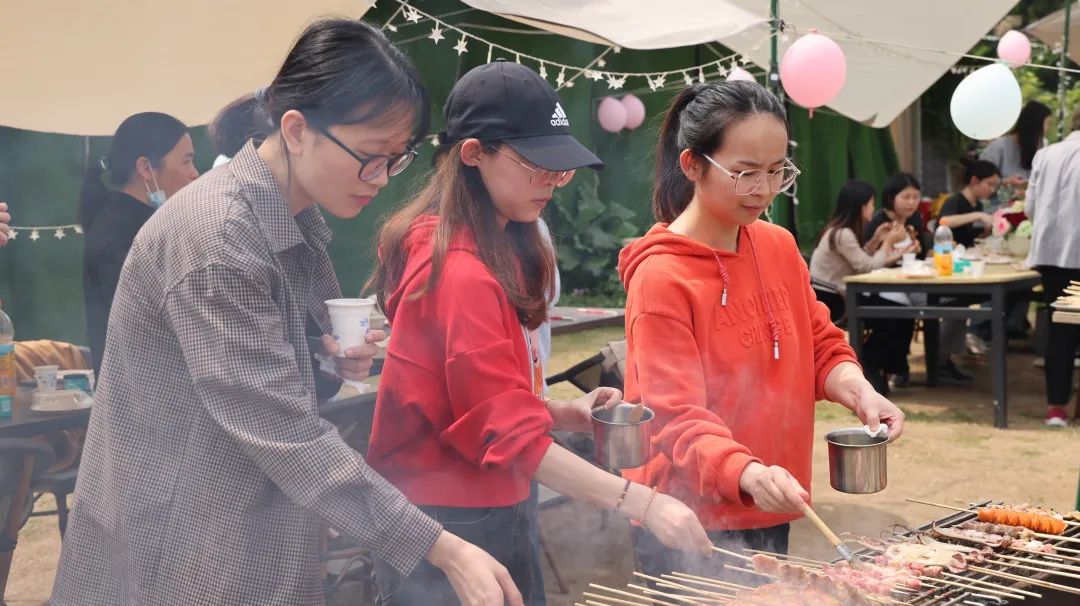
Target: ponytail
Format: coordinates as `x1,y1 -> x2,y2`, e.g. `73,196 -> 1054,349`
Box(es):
650,81 -> 788,224
78,112 -> 188,228
653,86 -> 704,223
78,158 -> 111,228
210,93 -> 269,157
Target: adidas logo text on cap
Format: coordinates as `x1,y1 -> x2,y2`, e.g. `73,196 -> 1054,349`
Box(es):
550,103 -> 569,127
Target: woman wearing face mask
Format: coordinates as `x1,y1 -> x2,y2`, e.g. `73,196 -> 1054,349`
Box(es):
54,21 -> 521,606
79,112 -> 198,375
366,61 -> 711,605
863,172 -> 931,259
619,82 -> 906,580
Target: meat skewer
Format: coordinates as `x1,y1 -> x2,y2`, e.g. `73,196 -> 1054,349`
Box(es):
968,565 -> 1080,596
906,498 -> 1077,535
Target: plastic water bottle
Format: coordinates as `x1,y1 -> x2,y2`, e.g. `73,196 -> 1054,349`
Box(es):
0,301 -> 14,418
933,224 -> 954,277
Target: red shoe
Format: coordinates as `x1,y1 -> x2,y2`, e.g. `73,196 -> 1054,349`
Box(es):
1046,407 -> 1069,428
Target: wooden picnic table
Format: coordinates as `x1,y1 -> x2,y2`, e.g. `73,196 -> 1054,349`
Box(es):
548,306 -> 625,335
843,261 -> 1041,429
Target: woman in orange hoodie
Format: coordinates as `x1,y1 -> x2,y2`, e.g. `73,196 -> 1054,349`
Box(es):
367,61 -> 711,605
620,81 -> 906,577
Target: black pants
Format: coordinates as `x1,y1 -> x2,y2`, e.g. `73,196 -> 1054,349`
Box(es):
375,501 -> 536,605
1038,266 -> 1080,406
633,523 -> 789,585
858,295 -> 915,389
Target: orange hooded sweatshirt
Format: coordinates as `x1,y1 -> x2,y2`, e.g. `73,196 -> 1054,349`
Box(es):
619,221 -> 857,531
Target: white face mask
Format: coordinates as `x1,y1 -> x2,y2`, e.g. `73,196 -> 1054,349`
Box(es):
144,171 -> 166,208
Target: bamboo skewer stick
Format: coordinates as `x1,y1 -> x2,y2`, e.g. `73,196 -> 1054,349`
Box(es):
1010,546 -> 1080,564
994,552 -> 1080,573
655,577 -> 736,601
967,565 -> 1080,595
664,574 -> 739,594
921,575 -> 1028,600
987,558 -> 1080,581
583,601 -> 616,606
587,584 -> 670,606
583,593 -> 652,606
633,571 -> 733,599
710,546 -> 753,562
628,583 -> 722,605
669,572 -> 751,591
645,574 -> 732,599
940,572 -> 1042,598
743,548 -> 829,567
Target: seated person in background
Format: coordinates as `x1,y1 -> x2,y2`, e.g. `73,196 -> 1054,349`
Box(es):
938,158 -> 999,248
0,201 -> 10,246
863,172 -> 931,258
810,180 -> 916,395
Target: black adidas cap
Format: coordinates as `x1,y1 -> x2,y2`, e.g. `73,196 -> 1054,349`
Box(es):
439,60 -> 604,172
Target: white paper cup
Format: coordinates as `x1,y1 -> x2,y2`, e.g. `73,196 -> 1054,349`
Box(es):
325,298 -> 377,395
970,260 -> 986,278
33,365 -> 59,392
902,253 -> 917,268
325,298 -> 376,351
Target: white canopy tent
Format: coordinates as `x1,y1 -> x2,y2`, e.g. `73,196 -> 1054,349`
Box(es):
462,0 -> 1018,127
0,0 -> 371,135
1026,3 -> 1079,64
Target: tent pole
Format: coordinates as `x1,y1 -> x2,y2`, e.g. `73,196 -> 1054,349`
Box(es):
769,0 -> 781,96
1058,0 -> 1073,141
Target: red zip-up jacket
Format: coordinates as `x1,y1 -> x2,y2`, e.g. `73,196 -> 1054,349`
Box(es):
367,215 -> 553,507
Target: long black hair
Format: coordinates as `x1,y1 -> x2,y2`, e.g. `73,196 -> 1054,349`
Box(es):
1013,101 -> 1051,171
653,81 -> 788,223
881,172 -> 921,211
819,180 -> 876,251
210,19 -> 429,157
78,112 -> 188,228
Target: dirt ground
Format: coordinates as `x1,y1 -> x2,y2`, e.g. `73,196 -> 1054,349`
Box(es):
6,327 -> 1078,604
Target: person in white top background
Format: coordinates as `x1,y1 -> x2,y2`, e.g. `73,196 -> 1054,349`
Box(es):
1024,105 -> 1080,428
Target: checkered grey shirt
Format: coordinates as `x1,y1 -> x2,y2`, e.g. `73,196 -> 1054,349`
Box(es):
52,142 -> 442,605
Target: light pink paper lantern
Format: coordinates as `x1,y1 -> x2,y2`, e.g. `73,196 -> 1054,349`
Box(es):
621,94 -> 646,130
997,30 -> 1032,67
779,31 -> 846,113
726,67 -> 755,83
597,96 -> 628,133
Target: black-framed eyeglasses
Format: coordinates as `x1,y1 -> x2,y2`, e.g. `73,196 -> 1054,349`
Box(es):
490,146 -> 576,188
701,155 -> 801,196
316,126 -> 417,182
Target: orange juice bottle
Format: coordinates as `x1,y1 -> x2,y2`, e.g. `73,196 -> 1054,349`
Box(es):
0,300 -> 14,418
933,224 -> 954,277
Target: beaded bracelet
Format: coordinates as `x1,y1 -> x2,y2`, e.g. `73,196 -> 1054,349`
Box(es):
640,487 -> 659,528
613,479 -> 632,512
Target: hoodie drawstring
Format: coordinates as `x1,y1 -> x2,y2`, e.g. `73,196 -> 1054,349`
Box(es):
745,227 -> 781,360
714,227 -> 780,360
711,251 -> 730,307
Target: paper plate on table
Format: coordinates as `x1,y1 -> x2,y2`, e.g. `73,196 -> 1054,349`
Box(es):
899,269 -> 936,279
983,255 -> 1013,265
30,389 -> 93,413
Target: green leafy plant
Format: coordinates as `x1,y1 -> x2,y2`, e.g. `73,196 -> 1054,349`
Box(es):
548,172 -> 639,298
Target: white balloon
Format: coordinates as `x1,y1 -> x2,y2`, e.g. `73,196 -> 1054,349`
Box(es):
950,63 -> 1021,140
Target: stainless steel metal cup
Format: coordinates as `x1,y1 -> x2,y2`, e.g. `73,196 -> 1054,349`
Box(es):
825,427 -> 888,494
592,403 -> 653,469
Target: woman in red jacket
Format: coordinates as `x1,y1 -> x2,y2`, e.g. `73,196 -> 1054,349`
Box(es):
620,81 -> 906,580
366,61 -> 711,605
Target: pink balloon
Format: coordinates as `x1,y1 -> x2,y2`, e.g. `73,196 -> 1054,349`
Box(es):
621,94 -> 646,130
780,31 -> 846,109
597,96 -> 627,133
997,30 -> 1031,67
726,67 -> 755,83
